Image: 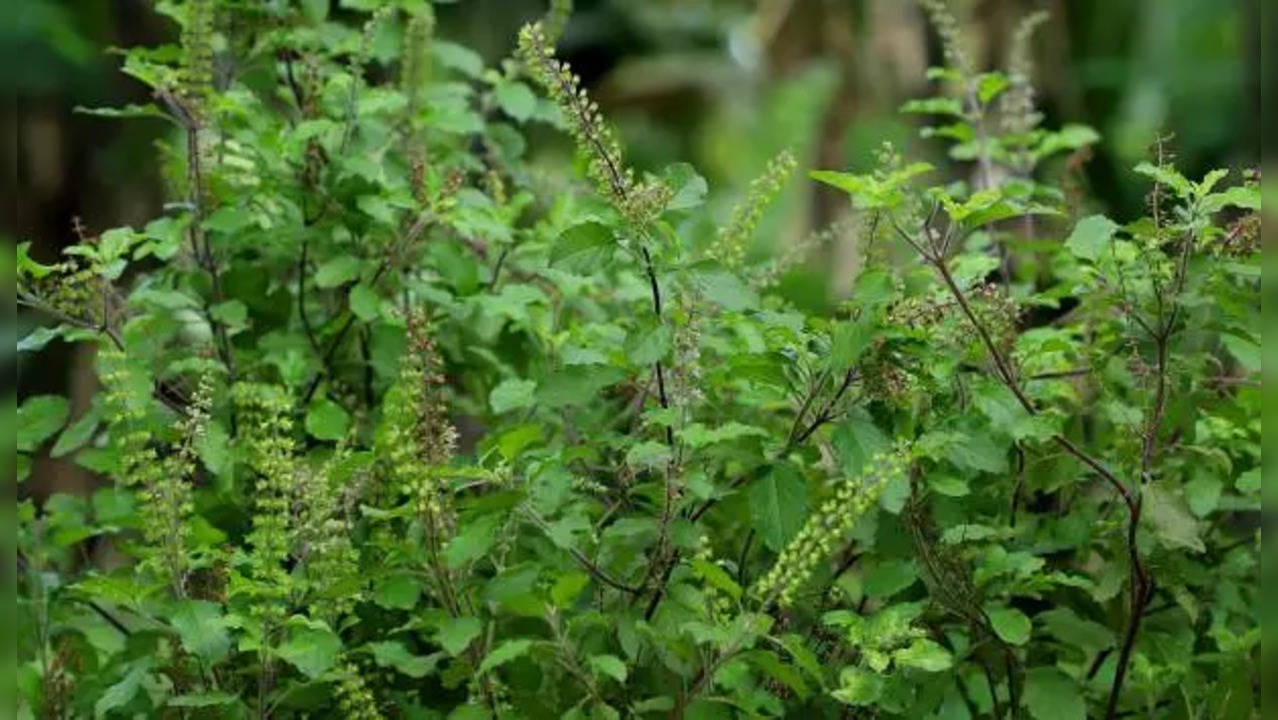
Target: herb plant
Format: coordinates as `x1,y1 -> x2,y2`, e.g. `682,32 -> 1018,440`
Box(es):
16,2 -> 1260,719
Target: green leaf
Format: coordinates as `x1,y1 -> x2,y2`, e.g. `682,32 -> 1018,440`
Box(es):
893,639 -> 953,672
943,430 -> 1007,474
374,574 -> 421,610
626,441 -> 672,469
986,605 -> 1032,645
495,423 -> 544,460
1236,468 -> 1260,494
747,649 -> 810,699
864,559 -> 918,598
941,523 -> 1005,545
210,299 -> 248,331
95,663 -> 147,718
314,255 -> 361,288
169,600 -> 232,663
662,163 -> 708,211
1221,334 -> 1260,373
368,641 -> 439,678
625,324 -> 671,366
977,72 -> 1010,104
349,282 -> 381,321
1064,214 -> 1117,262
17,242 -> 55,278
1133,161 -> 1193,197
1143,482 -> 1205,553
1202,185 -> 1261,213
1036,124 -> 1100,157
1022,667 -> 1086,720
51,405 -> 102,458
300,0 -> 328,22
552,222 -> 614,273
478,639 -> 534,675
436,616 -> 483,656
202,207 -> 253,235
928,474 -> 970,497
1037,608 -> 1114,652
278,619 -> 342,679
537,365 -> 625,409
490,378 -> 537,413
749,463 -> 807,551
17,326 -> 62,353
589,654 -> 628,683
899,97 -> 965,116
691,558 -> 742,600
829,315 -> 874,369
443,514 -> 502,569
92,486 -> 136,526
551,571 -> 590,607
832,409 -> 891,476
97,227 -> 136,262
1185,476 -> 1222,517
433,41 -> 484,78
495,81 -> 536,122
305,398 -> 350,441
678,422 -> 767,449
197,420 -> 232,479
167,692 -> 239,708
831,667 -> 884,706
778,633 -> 824,685
695,270 -> 757,312
17,395 -> 69,452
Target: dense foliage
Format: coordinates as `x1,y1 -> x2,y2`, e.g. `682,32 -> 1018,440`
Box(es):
15,1 -> 1261,718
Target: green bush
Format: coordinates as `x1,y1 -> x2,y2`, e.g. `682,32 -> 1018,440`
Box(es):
16,1 -> 1260,718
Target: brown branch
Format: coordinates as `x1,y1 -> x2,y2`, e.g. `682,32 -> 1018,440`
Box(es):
929,254 -> 1135,510
897,211 -> 1169,720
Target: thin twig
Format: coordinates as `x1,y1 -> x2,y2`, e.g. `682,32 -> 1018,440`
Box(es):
523,507 -> 643,595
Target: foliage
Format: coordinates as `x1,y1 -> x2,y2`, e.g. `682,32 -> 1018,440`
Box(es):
16,1 -> 1260,719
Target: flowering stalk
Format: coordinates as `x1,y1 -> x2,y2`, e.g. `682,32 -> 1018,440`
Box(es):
233,382 -> 298,710
754,448 -> 909,607
516,22 -> 670,230
99,348 -> 200,596
710,150 -> 797,269
335,660 -> 384,720
376,311 -> 462,612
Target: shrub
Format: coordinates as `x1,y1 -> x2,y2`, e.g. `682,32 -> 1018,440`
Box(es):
16,2 -> 1260,718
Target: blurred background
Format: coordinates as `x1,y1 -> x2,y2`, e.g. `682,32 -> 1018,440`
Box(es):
5,0 -> 1264,492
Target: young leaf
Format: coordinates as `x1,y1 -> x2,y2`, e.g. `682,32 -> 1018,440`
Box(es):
278,619 -> 342,679
374,574 -> 422,610
749,463 -> 807,551
552,222 -> 614,273
436,616 -> 483,656
1064,214 -> 1118,262
490,378 -> 537,413
893,639 -> 953,672
478,639 -> 534,675
314,255 -> 362,288
495,81 -> 536,122
169,600 -> 232,663
986,605 -> 1033,645
589,654 -> 628,683
17,395 -> 70,452
306,398 -> 351,441
367,641 -> 440,678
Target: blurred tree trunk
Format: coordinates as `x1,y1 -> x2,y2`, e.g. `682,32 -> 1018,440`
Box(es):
9,0 -> 168,499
